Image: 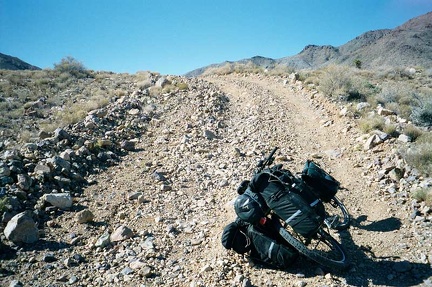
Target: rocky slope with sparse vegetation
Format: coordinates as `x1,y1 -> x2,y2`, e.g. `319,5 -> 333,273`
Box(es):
0,58 -> 432,286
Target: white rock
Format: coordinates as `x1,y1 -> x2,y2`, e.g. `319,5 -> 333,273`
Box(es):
42,193 -> 73,209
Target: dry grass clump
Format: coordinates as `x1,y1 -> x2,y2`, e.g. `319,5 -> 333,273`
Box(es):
202,63 -> 234,76
358,114 -> 385,133
201,63 -> 266,76
404,132 -> 432,176
266,65 -> 295,76
412,187 -> 432,206
403,124 -> 424,141
375,82 -> 416,119
176,82 -> 189,91
316,65 -> 354,98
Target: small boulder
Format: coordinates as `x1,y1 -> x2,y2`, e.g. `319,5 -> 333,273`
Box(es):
110,225 -> 134,242
4,211 -> 39,244
75,209 -> 94,223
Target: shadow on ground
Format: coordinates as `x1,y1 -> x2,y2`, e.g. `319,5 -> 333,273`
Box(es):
341,215 -> 430,286
251,215 -> 431,286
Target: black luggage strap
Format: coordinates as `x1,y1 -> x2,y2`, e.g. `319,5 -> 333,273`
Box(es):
261,170 -> 294,201
262,170 -> 294,187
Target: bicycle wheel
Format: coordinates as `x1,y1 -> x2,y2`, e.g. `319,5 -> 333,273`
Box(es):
276,220 -> 349,270
324,196 -> 350,231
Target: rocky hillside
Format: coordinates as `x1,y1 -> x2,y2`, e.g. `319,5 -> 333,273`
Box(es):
186,12 -> 432,76
0,53 -> 40,70
1,71 -> 432,286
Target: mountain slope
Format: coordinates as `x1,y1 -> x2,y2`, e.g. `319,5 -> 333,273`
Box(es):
186,11 -> 432,76
0,53 -> 40,70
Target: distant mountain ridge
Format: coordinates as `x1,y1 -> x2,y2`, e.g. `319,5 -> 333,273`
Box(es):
186,11 -> 432,76
0,53 -> 40,70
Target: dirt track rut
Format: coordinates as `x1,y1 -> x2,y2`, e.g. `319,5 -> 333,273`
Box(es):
205,74 -> 432,287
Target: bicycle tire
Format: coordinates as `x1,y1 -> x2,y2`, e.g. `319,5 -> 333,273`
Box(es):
324,196 -> 350,231
277,223 -> 349,270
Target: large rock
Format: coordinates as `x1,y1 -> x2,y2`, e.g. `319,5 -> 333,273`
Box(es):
42,193 -> 73,209
4,211 -> 39,244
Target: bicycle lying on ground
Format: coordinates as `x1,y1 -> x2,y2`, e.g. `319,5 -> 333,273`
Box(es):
235,147 -> 351,270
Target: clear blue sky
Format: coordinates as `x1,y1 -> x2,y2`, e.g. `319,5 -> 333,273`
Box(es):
1,0 -> 432,75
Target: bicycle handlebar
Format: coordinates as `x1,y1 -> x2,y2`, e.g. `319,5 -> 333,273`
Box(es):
256,147 -> 278,173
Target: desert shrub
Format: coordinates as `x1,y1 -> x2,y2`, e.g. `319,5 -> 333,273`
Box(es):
4,73 -> 23,86
358,114 -> 385,133
346,90 -> 366,102
404,132 -> 432,175
54,94 -> 110,126
403,124 -> 423,141
176,82 -> 189,91
411,188 -> 432,206
383,124 -> 399,137
137,79 -> 153,90
113,89 -> 127,98
354,59 -> 362,69
378,67 -> 415,81
411,94 -> 432,127
350,75 -> 379,101
203,63 -> 235,76
317,65 -> 353,97
385,102 -> 412,120
376,82 -> 412,105
162,85 -> 175,93
149,86 -> 162,97
18,130 -> 33,143
54,56 -> 90,78
375,82 -> 417,118
267,66 -> 295,76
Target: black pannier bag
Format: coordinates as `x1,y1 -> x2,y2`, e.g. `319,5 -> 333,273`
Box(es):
247,217 -> 299,269
301,160 -> 340,202
221,217 -> 298,269
249,169 -> 325,239
234,188 -> 269,225
221,218 -> 251,254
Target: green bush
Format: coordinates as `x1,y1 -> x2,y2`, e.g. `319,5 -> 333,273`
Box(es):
354,59 -> 362,69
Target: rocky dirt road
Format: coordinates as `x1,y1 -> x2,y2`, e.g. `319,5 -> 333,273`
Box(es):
2,73 -> 431,287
